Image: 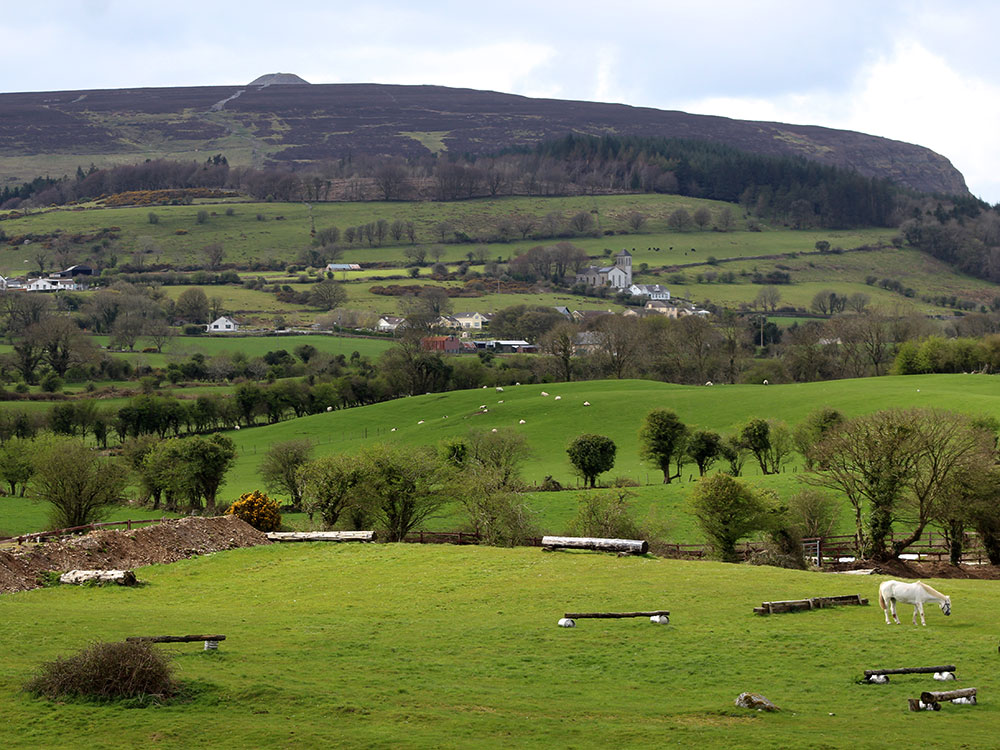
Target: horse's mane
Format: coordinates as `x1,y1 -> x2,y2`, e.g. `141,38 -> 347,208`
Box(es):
916,581 -> 949,600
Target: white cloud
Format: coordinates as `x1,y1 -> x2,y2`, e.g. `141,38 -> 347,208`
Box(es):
675,40 -> 1000,202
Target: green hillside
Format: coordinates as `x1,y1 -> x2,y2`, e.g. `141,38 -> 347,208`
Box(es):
2,543 -> 996,749
224,373 -> 999,495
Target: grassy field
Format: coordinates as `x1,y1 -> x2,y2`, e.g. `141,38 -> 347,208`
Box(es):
223,373 -> 1000,495
2,542 -> 998,748
0,501 -> 178,540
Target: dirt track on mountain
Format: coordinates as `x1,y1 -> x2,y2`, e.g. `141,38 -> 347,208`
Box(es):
0,516 -> 269,594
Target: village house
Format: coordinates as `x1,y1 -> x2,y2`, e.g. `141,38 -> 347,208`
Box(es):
25,277 -> 81,292
325,263 -> 362,273
206,315 -> 241,332
644,300 -> 680,317
451,311 -> 492,330
50,264 -> 94,279
473,339 -> 537,354
574,249 -> 633,289
376,315 -> 406,333
629,283 -> 670,300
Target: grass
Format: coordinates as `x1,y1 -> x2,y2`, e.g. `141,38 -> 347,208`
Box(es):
0,500 -> 178,539
222,373 -> 1000,497
2,542 -> 998,748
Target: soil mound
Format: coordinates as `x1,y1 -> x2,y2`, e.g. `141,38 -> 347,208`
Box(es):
832,558 -> 1000,580
0,516 -> 269,594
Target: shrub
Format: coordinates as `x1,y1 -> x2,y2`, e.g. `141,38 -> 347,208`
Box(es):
196,210 -> 209,224
226,490 -> 282,531
568,489 -> 641,539
39,372 -> 63,393
25,640 -> 176,702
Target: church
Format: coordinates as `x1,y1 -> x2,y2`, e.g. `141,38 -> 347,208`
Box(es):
574,249 -> 632,289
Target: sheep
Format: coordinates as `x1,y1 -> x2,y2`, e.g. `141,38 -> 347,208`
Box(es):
541,391 -> 549,396
418,420 -> 425,425
491,428 -> 498,433
583,401 -> 590,406
234,425 -> 240,430
519,419 -> 526,424
515,382 -> 521,386
705,381 -> 713,386
554,396 -> 562,401
326,406 -> 333,412
391,427 -> 397,432
496,386 -> 504,392
498,400 -> 504,404
762,379 -> 769,385
479,405 -> 487,410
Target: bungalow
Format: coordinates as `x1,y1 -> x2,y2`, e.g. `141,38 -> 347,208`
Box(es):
377,315 -> 406,333
26,277 -> 79,292
629,283 -> 671,300
206,315 -> 240,332
325,263 -> 362,273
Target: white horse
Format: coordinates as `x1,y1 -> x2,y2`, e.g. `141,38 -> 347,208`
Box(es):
878,580 -> 951,626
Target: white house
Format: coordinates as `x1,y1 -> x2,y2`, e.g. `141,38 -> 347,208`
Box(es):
451,312 -> 491,330
377,315 -> 406,333
26,278 -> 78,292
206,316 -> 240,332
325,263 -> 362,273
629,283 -> 671,300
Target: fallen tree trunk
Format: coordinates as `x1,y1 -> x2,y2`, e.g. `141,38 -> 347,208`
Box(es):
126,635 -> 226,643
266,531 -> 376,542
866,666 -> 956,678
541,536 -> 648,554
564,610 -> 670,619
59,570 -> 137,586
921,688 -> 977,704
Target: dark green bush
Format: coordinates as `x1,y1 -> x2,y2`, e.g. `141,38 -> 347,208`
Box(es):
25,641 -> 176,702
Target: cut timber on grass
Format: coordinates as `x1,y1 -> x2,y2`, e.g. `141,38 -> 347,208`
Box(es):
864,665 -> 956,680
126,635 -> 226,644
920,688 -> 977,704
541,536 -> 648,554
564,610 -> 670,619
266,531 -> 376,542
59,570 -> 137,586
754,594 -> 868,615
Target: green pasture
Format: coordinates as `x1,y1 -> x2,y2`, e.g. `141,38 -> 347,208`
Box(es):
95,333 -> 394,362
221,373 -> 1000,499
2,543 -> 998,748
0,194 -> 890,272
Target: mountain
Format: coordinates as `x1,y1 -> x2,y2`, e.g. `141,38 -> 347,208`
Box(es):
0,80 -> 968,195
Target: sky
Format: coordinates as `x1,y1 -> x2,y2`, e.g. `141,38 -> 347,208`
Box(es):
3,1 -> 1000,202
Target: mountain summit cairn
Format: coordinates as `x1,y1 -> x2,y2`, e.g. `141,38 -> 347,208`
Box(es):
249,72 -> 310,86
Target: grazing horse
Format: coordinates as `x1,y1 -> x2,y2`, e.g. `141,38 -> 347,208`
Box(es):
878,580 -> 951,626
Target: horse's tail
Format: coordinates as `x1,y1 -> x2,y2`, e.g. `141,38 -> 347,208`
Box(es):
878,584 -> 886,611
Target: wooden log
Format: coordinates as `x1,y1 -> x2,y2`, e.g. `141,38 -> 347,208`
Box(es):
564,610 -> 670,619
865,665 -> 957,678
920,688 -> 977,704
541,536 -> 648,555
266,531 -> 376,542
126,634 -> 227,644
59,569 -> 137,586
755,595 -> 868,614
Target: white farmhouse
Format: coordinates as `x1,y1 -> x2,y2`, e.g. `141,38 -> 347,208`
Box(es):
206,316 -> 240,332
629,283 -> 671,300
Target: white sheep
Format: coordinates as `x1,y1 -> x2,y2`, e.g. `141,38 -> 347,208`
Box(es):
519,419 -> 526,424
762,379 -> 769,385
496,386 -> 504,392
491,428 -> 498,433
554,396 -> 561,401
515,382 -> 520,386
498,400 -> 504,404
541,391 -> 549,396
705,381 -> 713,386
583,401 -> 590,406
234,425 -> 240,430
391,428 -> 397,432
326,406 -> 333,412
417,420 -> 425,425
479,405 -> 487,410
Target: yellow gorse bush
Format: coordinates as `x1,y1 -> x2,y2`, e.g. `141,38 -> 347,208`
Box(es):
226,490 -> 282,532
